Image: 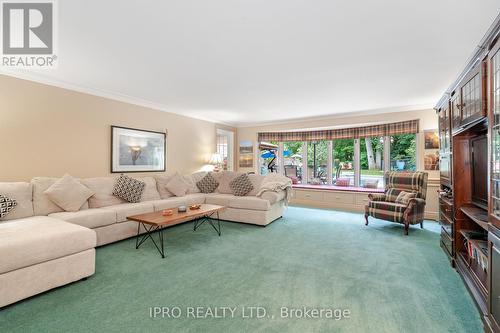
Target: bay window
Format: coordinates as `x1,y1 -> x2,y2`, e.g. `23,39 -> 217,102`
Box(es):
307,141 -> 328,184
390,134 -> 417,171
360,137 -> 385,189
332,139 -> 355,186
283,141 -> 304,183
257,119 -> 419,188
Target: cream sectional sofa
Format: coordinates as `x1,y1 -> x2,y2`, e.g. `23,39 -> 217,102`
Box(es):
0,171 -> 289,307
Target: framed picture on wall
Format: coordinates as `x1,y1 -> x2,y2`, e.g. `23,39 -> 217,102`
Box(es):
111,126 -> 166,173
239,140 -> 254,168
424,129 -> 439,149
424,150 -> 439,170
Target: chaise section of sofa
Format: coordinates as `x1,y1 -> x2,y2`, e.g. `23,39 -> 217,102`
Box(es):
0,215 -> 96,308
0,171 -> 290,306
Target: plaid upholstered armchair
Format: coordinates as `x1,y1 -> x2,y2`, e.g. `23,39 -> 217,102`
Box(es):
364,171 -> 428,235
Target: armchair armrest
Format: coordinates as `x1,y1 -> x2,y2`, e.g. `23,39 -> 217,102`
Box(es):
368,193 -> 386,201
406,198 -> 426,209
403,198 -> 426,224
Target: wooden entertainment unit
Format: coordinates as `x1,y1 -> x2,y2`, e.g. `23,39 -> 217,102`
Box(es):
436,15 -> 500,333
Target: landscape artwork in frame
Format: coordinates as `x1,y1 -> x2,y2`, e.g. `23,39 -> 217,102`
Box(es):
424,129 -> 439,149
111,126 -> 166,173
239,140 -> 254,168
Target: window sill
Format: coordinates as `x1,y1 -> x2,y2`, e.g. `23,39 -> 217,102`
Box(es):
292,184 -> 384,193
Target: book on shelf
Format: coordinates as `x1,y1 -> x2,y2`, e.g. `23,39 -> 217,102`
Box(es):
466,239 -> 488,272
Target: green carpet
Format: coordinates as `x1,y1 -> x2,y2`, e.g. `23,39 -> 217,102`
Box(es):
0,206 -> 482,333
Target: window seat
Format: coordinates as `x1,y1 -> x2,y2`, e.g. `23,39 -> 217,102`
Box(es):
292,184 -> 384,193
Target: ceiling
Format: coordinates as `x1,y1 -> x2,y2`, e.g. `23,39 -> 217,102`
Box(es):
2,0 -> 500,126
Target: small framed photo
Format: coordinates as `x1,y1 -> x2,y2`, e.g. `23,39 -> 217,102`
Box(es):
239,140 -> 254,168
111,126 -> 166,173
424,129 -> 439,149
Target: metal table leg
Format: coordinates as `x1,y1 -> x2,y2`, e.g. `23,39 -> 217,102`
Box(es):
193,211 -> 221,236
135,223 -> 166,258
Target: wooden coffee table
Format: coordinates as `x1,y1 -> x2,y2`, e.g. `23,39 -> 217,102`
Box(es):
127,204 -> 225,258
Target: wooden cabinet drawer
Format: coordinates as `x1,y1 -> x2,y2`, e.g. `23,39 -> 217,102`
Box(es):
295,190 -> 323,201
355,194 -> 370,206
440,230 -> 453,257
439,198 -> 453,221
323,192 -> 355,204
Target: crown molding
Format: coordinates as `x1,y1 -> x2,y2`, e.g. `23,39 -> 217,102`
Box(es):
0,70 -> 237,127
0,70 -> 433,129
234,104 -> 434,128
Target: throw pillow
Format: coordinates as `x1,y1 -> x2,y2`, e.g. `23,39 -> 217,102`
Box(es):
44,174 -> 94,212
112,174 -> 146,203
335,178 -> 350,187
0,194 -> 17,219
230,174 -> 254,196
165,174 -> 189,197
196,173 -> 219,193
216,171 -> 243,194
395,191 -> 417,205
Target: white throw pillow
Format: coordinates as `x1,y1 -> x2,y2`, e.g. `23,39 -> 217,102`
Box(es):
44,174 -> 94,212
166,174 -> 189,197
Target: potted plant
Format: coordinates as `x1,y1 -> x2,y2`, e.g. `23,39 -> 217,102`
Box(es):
395,155 -> 406,170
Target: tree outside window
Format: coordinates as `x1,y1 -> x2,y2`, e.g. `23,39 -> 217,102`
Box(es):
360,137 -> 384,188
307,141 -> 328,184
332,139 -> 354,186
283,142 -> 303,183
390,134 -> 417,171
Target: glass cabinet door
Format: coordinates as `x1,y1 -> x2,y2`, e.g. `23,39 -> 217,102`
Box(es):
460,71 -> 482,123
451,93 -> 462,131
491,45 -> 500,224
444,105 -> 451,153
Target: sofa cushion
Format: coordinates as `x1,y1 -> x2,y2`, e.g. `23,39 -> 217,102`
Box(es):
196,173 -> 219,193
49,208 -> 117,229
44,174 -> 94,212
246,174 -> 265,196
166,174 -> 189,197
0,216 -> 96,274
386,189 -> 418,203
230,174 -> 254,196
112,174 -> 146,203
154,175 -> 174,199
205,193 -> 233,206
184,172 -> 207,194
150,197 -> 187,211
229,196 -> 271,211
260,191 -> 286,205
0,182 -> 33,220
101,202 -> 154,222
33,177 -> 90,215
0,195 -> 17,219
138,177 -> 161,201
185,193 -> 207,206
216,171 -> 244,194
82,177 -> 125,208
367,201 -> 407,223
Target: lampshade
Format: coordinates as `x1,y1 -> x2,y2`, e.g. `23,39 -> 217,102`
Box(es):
209,153 -> 223,165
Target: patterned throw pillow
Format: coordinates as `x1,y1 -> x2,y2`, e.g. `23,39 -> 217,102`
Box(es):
196,173 -> 219,193
230,174 -> 254,196
112,175 -> 146,203
395,191 -> 417,205
0,194 -> 17,219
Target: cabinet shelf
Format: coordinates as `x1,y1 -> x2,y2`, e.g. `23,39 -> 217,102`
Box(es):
457,251 -> 488,298
460,204 -> 489,231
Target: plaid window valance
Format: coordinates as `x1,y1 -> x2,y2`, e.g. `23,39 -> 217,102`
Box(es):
257,119 -> 419,142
